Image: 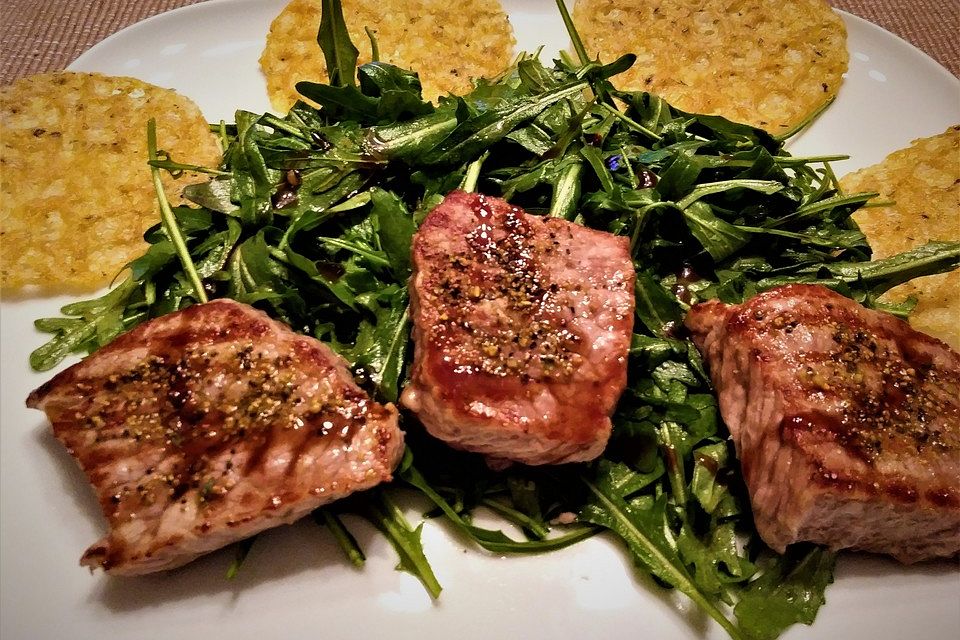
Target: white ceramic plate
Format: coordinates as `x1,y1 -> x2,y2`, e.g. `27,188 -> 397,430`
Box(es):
2,1 -> 958,639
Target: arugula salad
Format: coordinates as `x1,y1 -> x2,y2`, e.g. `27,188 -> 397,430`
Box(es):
29,1 -> 960,638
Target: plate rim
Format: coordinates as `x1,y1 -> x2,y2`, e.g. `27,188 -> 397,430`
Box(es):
67,0 -> 960,91
5,2 -> 958,640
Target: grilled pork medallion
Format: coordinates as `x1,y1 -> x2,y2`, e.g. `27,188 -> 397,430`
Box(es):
27,300 -> 403,575
402,191 -> 635,465
686,284 -> 960,563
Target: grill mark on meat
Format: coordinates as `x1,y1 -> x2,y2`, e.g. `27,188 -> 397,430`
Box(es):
27,300 -> 403,575
686,284 -> 960,562
431,196 -> 585,380
781,412 -> 957,508
403,191 -> 634,465
749,301 -> 956,465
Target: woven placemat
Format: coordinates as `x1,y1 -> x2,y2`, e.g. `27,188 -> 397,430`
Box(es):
1,0 -> 958,85
834,0 -> 959,75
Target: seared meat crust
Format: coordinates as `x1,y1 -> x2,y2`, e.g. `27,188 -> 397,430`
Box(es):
686,284 -> 960,562
402,191 -> 634,465
27,299 -> 403,575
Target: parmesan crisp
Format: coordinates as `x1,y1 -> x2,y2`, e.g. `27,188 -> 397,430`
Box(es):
573,0 -> 848,132
841,126 -> 960,350
0,72 -> 221,294
260,0 -> 516,112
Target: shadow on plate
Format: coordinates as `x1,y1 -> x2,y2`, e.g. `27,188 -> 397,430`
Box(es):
34,422 -> 390,612
834,550 -> 960,580
91,516 -> 387,613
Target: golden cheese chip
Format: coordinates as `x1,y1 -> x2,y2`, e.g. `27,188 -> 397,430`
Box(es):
841,126 -> 960,350
0,72 -> 221,294
573,0 -> 848,132
260,0 -> 516,112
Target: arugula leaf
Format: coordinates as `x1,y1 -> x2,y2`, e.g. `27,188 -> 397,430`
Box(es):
683,201 -> 751,261
690,442 -> 733,515
295,82 -> 378,122
371,188 -> 416,279
361,488 -> 442,598
757,241 -> 960,297
421,81 -> 588,165
579,461 -> 746,640
225,536 -> 258,580
370,103 -> 461,160
677,521 -> 755,601
148,119 -> 207,303
317,508 -> 366,567
400,450 -> 598,554
734,546 -> 836,640
30,278 -> 138,371
317,0 -> 359,87
633,272 -> 683,337
344,287 -> 408,402
182,177 -> 238,213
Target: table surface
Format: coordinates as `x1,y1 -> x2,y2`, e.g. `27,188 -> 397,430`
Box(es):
1,0 -> 958,86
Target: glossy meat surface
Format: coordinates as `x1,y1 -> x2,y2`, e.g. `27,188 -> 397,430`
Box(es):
27,300 -> 403,575
686,284 -> 960,562
402,191 -> 634,465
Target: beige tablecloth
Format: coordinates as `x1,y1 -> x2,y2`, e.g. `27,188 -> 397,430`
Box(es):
1,0 -> 958,84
